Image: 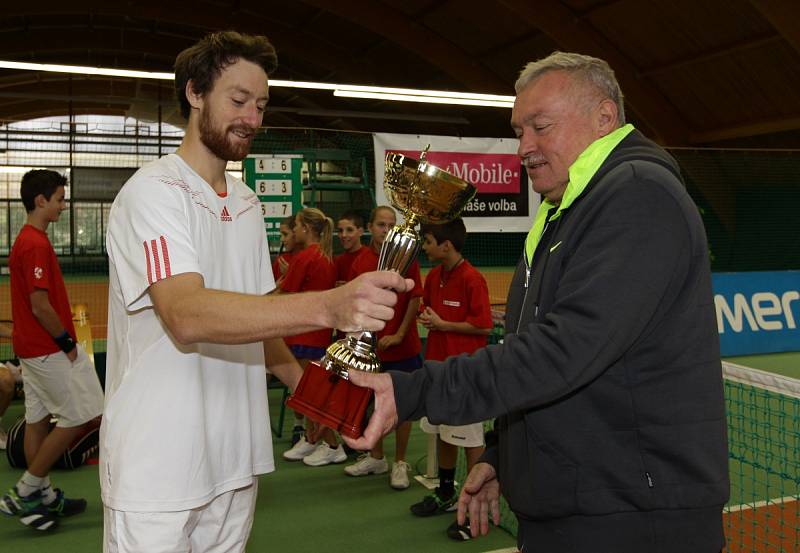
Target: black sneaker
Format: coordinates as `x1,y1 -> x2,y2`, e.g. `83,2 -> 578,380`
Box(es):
447,519 -> 472,541
342,442 -> 357,457
291,425 -> 304,446
410,487 -> 457,517
0,486 -> 58,531
44,488 -> 87,517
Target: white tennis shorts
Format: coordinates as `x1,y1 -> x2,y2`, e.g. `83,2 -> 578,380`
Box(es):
419,417 -> 485,448
103,479 -> 258,553
21,345 -> 104,427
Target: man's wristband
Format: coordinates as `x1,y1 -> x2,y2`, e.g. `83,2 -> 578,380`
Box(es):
53,331 -> 77,354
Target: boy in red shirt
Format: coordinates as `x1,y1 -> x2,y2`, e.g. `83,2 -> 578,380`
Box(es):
334,210 -> 365,287
0,170 -> 103,531
412,218 -> 493,541
343,206 -> 423,489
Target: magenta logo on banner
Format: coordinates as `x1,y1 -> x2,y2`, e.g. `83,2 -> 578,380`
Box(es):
391,150 -> 521,194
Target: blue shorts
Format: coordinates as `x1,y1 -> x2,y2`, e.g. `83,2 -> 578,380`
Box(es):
289,344 -> 327,361
381,355 -> 422,373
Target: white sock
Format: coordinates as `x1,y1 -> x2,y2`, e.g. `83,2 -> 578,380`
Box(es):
16,471 -> 44,497
40,477 -> 57,504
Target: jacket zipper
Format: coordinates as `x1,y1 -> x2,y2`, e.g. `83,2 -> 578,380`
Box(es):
516,258 -> 532,333
516,216 -> 557,333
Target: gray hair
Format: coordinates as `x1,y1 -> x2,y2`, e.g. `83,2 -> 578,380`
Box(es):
515,51 -> 626,125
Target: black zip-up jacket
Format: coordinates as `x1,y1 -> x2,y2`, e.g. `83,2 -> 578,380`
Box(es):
392,130 -> 729,550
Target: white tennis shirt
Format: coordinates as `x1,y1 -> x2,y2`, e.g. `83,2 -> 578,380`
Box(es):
102,154 -> 275,511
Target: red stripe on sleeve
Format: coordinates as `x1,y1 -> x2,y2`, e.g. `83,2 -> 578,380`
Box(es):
160,235 -> 171,278
143,241 -> 153,285
151,239 -> 162,281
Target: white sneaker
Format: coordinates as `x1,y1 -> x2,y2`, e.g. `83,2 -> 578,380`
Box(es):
303,443 -> 347,466
283,436 -> 318,461
0,429 -> 6,450
390,460 -> 411,489
344,453 -> 388,476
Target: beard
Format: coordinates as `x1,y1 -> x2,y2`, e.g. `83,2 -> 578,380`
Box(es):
198,107 -> 255,162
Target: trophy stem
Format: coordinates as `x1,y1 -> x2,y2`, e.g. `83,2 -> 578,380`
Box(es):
404,212 -> 419,228
378,222 -> 420,275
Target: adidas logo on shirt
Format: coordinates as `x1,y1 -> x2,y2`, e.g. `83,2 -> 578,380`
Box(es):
220,206 -> 232,222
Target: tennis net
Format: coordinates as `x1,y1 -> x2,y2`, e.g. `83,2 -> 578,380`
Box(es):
723,360 -> 800,553
456,360 -> 800,550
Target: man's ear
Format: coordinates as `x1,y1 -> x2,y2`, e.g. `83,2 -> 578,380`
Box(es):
596,98 -> 619,136
33,193 -> 47,209
185,79 -> 204,112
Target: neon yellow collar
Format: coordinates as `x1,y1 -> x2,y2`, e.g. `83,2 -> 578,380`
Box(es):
524,124 -> 634,264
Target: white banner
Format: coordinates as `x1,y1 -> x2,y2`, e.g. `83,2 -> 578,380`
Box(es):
373,133 -> 538,232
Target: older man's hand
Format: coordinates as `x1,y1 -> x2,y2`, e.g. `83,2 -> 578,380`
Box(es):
457,462 -> 501,538
341,370 -> 398,451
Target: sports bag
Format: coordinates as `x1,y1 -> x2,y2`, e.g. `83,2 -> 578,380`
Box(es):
5,416 -> 101,469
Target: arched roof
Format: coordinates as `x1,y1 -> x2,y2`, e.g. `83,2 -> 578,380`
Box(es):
1,0 -> 798,147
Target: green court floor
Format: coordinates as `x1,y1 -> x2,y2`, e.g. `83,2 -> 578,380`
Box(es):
0,390 -> 518,553
724,351 -> 800,380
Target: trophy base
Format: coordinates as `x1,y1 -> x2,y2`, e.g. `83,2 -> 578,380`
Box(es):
286,360 -> 373,439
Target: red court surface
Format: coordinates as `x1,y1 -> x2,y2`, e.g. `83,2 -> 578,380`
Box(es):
724,495 -> 799,551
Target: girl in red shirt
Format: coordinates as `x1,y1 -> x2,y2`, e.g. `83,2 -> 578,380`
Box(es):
271,215 -> 297,286
279,208 -> 344,467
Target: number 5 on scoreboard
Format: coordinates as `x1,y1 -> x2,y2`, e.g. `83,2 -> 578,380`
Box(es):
261,202 -> 293,218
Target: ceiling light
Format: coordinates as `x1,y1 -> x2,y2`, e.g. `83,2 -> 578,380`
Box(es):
270,79 -> 339,91
335,84 -> 513,103
333,90 -> 513,108
0,60 -> 514,108
0,60 -> 173,80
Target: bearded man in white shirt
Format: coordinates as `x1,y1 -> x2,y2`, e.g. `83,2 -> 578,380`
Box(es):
102,31 -> 412,553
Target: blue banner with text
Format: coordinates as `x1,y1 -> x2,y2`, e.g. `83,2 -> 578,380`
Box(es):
713,271 -> 800,356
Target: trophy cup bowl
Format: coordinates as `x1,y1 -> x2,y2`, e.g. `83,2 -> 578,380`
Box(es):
384,152 -> 478,225
286,148 -> 477,439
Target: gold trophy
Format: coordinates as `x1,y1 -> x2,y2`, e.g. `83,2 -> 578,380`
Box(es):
286,146 -> 477,438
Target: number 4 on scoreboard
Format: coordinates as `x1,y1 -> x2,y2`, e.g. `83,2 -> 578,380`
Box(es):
256,158 -> 291,174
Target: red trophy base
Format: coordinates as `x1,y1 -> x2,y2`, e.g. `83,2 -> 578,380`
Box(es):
286,360 -> 373,439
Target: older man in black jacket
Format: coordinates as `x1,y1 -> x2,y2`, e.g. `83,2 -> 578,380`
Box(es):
347,51 -> 729,553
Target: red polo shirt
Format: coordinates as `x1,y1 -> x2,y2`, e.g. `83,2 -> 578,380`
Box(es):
423,260 -> 492,362
271,251 -> 295,282
334,248 -> 363,283
281,243 -> 336,348
349,246 -> 422,362
9,224 -> 76,358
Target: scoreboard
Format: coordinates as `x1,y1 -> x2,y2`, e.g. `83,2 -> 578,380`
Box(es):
243,154 -> 303,251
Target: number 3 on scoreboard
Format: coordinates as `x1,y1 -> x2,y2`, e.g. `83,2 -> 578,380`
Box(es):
255,179 -> 292,195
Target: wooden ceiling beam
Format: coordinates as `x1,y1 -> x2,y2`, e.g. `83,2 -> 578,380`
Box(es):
299,0 -> 510,93
497,0 -> 689,145
0,2 -> 372,82
0,28 -> 184,63
638,33 -> 782,77
690,114 -> 800,144
750,0 -> 800,56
